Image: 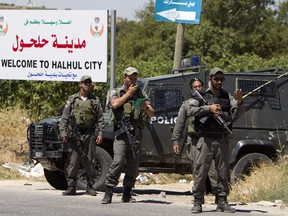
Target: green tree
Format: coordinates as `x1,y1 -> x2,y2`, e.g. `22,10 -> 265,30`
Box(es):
201,0 -> 280,58
113,0 -> 175,81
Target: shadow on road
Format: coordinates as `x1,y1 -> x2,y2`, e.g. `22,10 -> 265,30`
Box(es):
114,186 -> 192,196
235,209 -> 268,214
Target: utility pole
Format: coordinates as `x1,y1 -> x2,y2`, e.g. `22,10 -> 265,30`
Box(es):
110,10 -> 116,92
172,23 -> 185,73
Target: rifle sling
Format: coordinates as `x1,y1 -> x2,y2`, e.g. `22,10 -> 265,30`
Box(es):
115,126 -> 130,137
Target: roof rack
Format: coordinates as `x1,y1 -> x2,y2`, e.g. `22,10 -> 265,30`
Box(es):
171,65 -> 209,74
243,67 -> 286,74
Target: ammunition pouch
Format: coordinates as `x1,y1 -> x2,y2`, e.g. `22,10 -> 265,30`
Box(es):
123,103 -> 132,119
70,98 -> 96,129
72,111 -> 96,129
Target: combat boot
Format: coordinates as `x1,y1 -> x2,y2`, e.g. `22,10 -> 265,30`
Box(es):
216,196 -> 235,213
62,186 -> 76,196
121,187 -> 136,203
86,185 -> 97,196
191,197 -> 203,214
101,186 -> 113,204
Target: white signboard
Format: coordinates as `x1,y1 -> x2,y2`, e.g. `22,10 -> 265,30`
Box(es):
0,10 -> 108,82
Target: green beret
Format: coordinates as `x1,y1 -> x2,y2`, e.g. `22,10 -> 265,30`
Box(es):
189,77 -> 203,86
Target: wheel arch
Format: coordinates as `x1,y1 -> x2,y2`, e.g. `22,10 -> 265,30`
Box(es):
230,152 -> 271,183
229,138 -> 277,167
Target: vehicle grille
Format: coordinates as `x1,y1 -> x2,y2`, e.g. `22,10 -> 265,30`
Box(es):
28,122 -> 65,159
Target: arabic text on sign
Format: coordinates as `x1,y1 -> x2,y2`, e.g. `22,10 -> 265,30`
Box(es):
163,0 -> 196,8
12,35 -> 86,53
24,19 -> 72,26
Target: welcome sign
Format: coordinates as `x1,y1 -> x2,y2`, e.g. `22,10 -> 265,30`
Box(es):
0,10 -> 108,82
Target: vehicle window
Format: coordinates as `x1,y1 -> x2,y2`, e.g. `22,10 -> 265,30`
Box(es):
151,88 -> 182,110
236,78 -> 276,97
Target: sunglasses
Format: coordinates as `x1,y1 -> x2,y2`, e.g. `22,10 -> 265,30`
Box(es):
126,74 -> 138,80
82,80 -> 92,85
213,77 -> 225,82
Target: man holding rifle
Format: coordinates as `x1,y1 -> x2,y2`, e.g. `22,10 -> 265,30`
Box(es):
189,68 -> 245,214
101,67 -> 154,204
172,77 -> 219,203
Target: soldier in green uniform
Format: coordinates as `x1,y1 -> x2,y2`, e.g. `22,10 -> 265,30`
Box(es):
59,75 -> 104,196
101,67 -> 154,204
189,68 -> 245,214
172,77 -> 218,202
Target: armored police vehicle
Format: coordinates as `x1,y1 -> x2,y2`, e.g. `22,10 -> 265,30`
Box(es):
27,66 -> 288,191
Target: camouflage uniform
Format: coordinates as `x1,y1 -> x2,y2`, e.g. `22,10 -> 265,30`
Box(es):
59,92 -> 104,188
105,84 -> 151,188
171,97 -> 218,195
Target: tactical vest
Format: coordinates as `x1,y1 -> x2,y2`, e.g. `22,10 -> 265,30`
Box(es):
70,96 -> 97,129
194,90 -> 231,133
110,88 -> 148,128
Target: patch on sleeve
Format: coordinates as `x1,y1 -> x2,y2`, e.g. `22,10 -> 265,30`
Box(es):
110,89 -> 117,98
177,104 -> 185,115
64,100 -> 71,108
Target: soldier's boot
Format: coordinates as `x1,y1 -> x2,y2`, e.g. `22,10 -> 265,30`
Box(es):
86,185 -> 97,196
62,186 -> 76,196
101,186 -> 113,204
191,197 -> 203,214
216,196 -> 235,213
121,187 -> 136,203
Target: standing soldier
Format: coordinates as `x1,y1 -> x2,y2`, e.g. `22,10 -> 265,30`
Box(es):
59,75 -> 104,196
101,67 -> 154,204
172,77 -> 218,203
189,68 -> 245,213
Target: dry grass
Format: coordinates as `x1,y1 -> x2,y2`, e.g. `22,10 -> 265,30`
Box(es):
0,107 -> 31,164
0,166 -> 25,179
229,157 -> 288,203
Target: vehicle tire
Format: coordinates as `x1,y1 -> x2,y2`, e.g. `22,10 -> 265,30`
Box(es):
76,146 -> 112,192
230,153 -> 271,183
44,169 -> 68,190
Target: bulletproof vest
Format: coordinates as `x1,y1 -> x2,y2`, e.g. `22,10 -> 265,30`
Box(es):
70,97 -> 97,129
194,90 -> 231,133
111,88 -> 147,127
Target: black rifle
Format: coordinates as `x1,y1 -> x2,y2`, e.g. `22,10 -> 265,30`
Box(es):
194,90 -> 232,134
114,115 -> 137,159
67,116 -> 89,179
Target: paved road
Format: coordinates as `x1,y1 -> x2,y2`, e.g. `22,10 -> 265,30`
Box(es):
0,180 -> 286,216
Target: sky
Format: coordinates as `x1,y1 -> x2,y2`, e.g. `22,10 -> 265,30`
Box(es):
4,0 -> 151,20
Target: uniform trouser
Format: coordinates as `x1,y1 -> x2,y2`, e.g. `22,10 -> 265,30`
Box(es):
65,132 -> 96,187
105,131 -> 142,188
189,135 -> 218,195
192,135 -> 230,198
